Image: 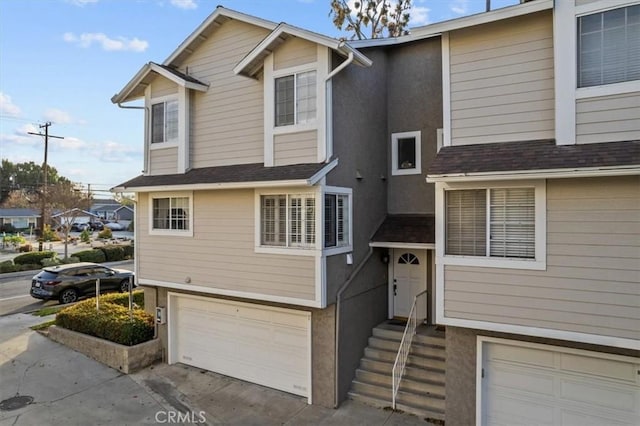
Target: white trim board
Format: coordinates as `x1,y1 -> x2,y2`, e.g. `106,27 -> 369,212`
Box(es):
426,166 -> 640,183
370,242 -> 435,250
142,278 -> 323,308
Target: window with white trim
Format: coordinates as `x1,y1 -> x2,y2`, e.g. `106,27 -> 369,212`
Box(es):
578,4 -> 640,88
391,131 -> 422,176
275,71 -> 316,127
151,99 -> 178,143
324,193 -> 350,248
445,187 -> 535,259
261,194 -> 315,248
151,195 -> 191,233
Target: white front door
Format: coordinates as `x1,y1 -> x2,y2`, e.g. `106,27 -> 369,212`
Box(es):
393,250 -> 427,318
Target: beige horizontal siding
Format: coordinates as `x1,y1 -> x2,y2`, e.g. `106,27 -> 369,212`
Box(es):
150,75 -> 178,98
148,147 -> 177,175
274,36 -> 317,71
444,176 -> 640,341
185,20 -> 271,168
136,190 -> 316,301
449,11 -> 555,145
576,92 -> 640,143
273,130 -> 317,166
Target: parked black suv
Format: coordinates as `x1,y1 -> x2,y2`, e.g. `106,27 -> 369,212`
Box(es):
30,262 -> 135,304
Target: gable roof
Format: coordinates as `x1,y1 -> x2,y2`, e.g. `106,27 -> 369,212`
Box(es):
51,208 -> 100,218
427,140 -> 640,182
163,6 -> 278,69
112,160 -> 338,192
111,62 -> 209,104
234,23 -> 372,78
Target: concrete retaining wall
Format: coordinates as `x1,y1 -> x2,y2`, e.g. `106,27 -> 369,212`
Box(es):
48,326 -> 162,373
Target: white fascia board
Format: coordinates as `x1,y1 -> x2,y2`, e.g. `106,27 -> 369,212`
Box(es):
369,242 -> 435,250
113,179 -> 314,193
426,166 -> 640,183
144,279 -> 323,308
234,24 -> 372,76
111,63 -> 152,104
148,63 -> 209,92
411,0 -> 553,39
308,158 -> 339,185
163,6 -> 277,68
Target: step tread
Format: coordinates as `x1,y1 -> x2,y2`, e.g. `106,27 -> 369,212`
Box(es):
356,369 -> 445,387
348,389 -> 446,420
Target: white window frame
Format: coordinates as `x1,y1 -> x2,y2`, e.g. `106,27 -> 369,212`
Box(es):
272,64 -> 318,134
148,191 -> 193,237
149,94 -> 179,148
323,186 -> 353,256
576,2 -> 640,90
391,131 -> 422,176
254,189 -> 318,256
436,180 -> 546,270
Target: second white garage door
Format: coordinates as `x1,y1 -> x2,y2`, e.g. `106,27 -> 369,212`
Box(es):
480,338 -> 640,425
168,294 -> 311,399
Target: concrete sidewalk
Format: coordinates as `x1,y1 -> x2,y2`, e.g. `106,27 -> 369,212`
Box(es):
0,314 -> 435,425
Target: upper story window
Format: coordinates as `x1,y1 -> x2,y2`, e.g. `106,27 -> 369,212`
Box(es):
260,193 -> 315,248
391,131 -> 422,176
445,187 -> 535,259
578,4 -> 640,88
149,192 -> 193,236
275,71 -> 317,127
151,98 -> 178,144
324,193 -> 350,248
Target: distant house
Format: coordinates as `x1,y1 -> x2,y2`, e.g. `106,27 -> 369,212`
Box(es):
0,208 -> 39,231
113,205 -> 134,222
90,199 -> 123,221
51,208 -> 100,226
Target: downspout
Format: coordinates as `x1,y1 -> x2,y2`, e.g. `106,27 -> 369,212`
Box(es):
323,47 -> 354,163
116,103 -> 149,173
334,216 -> 386,408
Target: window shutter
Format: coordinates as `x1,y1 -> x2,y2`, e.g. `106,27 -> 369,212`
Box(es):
489,188 -> 535,259
446,190 -> 486,256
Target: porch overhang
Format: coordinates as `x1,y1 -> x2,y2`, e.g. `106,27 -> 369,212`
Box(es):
370,215 -> 436,249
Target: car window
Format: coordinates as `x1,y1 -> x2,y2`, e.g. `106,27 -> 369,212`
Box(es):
38,271 -> 59,280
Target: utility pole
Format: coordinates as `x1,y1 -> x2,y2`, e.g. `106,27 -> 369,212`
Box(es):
28,122 -> 64,240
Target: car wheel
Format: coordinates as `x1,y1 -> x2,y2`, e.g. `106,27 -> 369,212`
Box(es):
119,279 -> 131,293
59,288 -> 78,304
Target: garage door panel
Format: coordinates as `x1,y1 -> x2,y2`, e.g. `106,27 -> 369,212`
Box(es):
561,379 -> 638,412
483,341 -> 640,425
560,353 -> 638,383
170,295 -> 310,398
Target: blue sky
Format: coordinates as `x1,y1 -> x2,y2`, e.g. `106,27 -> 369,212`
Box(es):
0,0 -> 518,196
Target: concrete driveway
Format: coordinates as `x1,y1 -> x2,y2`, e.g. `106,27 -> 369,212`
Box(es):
0,313 -> 435,425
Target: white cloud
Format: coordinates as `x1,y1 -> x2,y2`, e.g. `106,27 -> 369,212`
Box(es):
63,32 -> 149,52
53,136 -> 87,150
0,92 -> 21,117
66,0 -> 99,6
43,108 -> 73,124
170,0 -> 197,9
99,141 -> 142,163
450,0 -> 469,15
410,6 -> 430,25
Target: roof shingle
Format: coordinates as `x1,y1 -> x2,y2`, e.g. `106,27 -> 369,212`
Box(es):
372,215 -> 435,244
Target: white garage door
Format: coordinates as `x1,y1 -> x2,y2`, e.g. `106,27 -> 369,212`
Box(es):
169,294 -> 310,399
481,340 -> 640,426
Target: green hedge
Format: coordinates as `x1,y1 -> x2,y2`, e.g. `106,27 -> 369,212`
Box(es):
73,249 -> 106,263
13,251 -> 56,265
99,245 -> 125,262
56,291 -> 153,346
99,290 -> 145,307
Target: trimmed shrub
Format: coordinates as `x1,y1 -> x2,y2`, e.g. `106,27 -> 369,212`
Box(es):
18,244 -> 33,253
56,291 -> 153,346
97,228 -> 112,239
0,260 -> 18,273
14,251 -> 56,265
42,257 -> 60,267
122,244 -> 134,259
100,290 -> 145,308
61,256 -> 80,264
99,245 -> 125,262
80,229 -> 91,243
73,249 -> 106,263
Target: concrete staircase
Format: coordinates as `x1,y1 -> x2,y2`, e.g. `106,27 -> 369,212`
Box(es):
348,322 -> 446,422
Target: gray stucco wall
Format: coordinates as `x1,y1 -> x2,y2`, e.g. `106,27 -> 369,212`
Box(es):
446,326 -> 640,426
386,38 -> 442,214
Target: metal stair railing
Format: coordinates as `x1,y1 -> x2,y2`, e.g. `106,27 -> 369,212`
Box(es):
391,290 -> 427,409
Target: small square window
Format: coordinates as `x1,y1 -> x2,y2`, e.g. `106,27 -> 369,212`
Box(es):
391,131 -> 421,176
151,99 -> 178,143
274,71 -> 317,127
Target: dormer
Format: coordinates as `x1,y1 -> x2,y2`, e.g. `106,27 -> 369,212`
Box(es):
111,62 -> 208,175
234,24 -> 371,167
